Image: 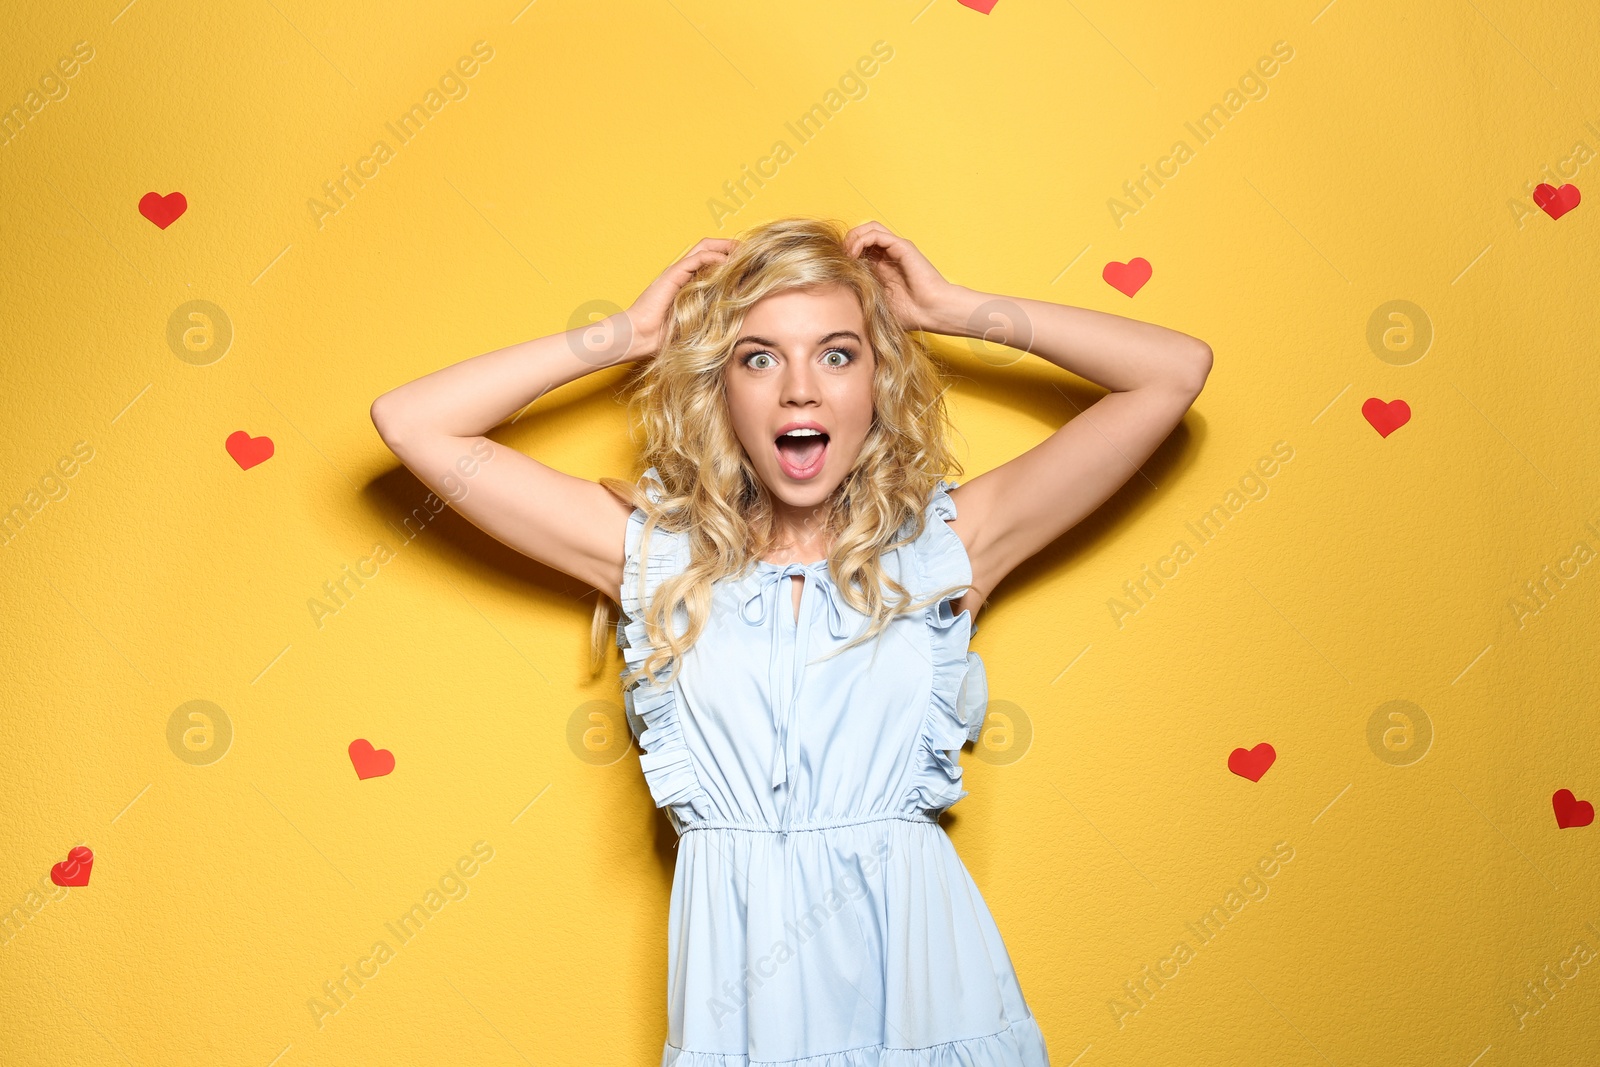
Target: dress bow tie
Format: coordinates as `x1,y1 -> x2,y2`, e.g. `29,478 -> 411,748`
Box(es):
737,560 -> 856,641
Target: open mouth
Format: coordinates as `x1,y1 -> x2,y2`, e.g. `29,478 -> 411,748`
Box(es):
774,428 -> 829,480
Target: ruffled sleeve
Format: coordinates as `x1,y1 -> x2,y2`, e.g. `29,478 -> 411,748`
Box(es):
903,479 -> 991,816
614,466 -> 712,828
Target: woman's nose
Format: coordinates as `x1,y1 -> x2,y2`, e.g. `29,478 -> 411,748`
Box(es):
779,364 -> 819,402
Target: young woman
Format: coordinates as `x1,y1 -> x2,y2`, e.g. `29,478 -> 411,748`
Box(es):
371,217 -> 1211,1065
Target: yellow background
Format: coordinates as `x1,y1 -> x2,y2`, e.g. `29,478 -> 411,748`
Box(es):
3,0 -> 1598,1063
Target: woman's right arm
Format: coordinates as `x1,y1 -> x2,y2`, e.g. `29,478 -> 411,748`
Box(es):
369,238 -> 735,596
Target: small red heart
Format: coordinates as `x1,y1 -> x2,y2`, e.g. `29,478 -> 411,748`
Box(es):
1103,257 -> 1152,297
349,739 -> 395,780
138,191 -> 187,229
1228,742 -> 1276,782
957,0 -> 999,11
226,430 -> 274,470
50,846 -> 94,887
1553,788 -> 1594,829
1532,183 -> 1580,220
1362,398 -> 1411,438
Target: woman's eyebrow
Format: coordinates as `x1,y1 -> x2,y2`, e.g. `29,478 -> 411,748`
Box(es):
734,330 -> 863,349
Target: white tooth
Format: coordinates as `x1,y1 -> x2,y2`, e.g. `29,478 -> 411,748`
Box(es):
782,428 -> 823,437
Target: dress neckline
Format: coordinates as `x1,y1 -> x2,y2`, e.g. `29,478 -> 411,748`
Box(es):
755,557 -> 831,570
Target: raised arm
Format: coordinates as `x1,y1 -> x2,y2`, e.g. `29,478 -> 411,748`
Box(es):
844,222 -> 1212,612
368,239 -> 736,596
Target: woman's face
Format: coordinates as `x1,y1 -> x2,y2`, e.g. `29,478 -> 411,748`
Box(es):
725,283 -> 876,520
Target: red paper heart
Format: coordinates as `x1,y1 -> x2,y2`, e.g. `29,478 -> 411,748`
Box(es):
50,846 -> 94,887
1553,788 -> 1594,829
957,0 -> 999,11
1532,183 -> 1580,220
226,430 -> 274,470
1362,397 -> 1411,438
1228,742 -> 1276,782
1103,257 -> 1151,297
349,739 -> 395,780
138,191 -> 187,229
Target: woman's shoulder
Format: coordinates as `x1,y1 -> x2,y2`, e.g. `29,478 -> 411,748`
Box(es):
899,477 -> 971,590
619,467 -> 692,616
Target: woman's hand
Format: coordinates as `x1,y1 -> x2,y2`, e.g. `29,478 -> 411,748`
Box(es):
844,221 -> 966,334
617,238 -> 738,363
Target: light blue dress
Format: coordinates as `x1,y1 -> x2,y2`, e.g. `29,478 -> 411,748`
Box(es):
617,466 -> 1050,1066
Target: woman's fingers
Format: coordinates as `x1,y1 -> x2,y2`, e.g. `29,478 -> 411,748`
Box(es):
622,241 -> 738,362
851,232 -> 923,286
844,220 -> 902,258
842,221 -> 956,332
654,248 -> 730,293
681,237 -> 739,266
845,219 -> 894,243
850,225 -> 943,287
668,241 -> 736,281
852,234 -> 923,281
677,245 -> 730,271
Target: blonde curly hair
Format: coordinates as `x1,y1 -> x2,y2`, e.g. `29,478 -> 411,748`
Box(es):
591,216 -> 969,691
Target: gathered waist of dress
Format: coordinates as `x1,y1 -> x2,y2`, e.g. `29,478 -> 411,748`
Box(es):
678,809 -> 941,835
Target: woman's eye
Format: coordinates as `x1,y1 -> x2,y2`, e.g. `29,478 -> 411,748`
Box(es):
743,347 -> 853,370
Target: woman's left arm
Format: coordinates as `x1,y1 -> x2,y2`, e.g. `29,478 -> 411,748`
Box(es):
930,284 -> 1211,602
844,221 -> 1212,605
